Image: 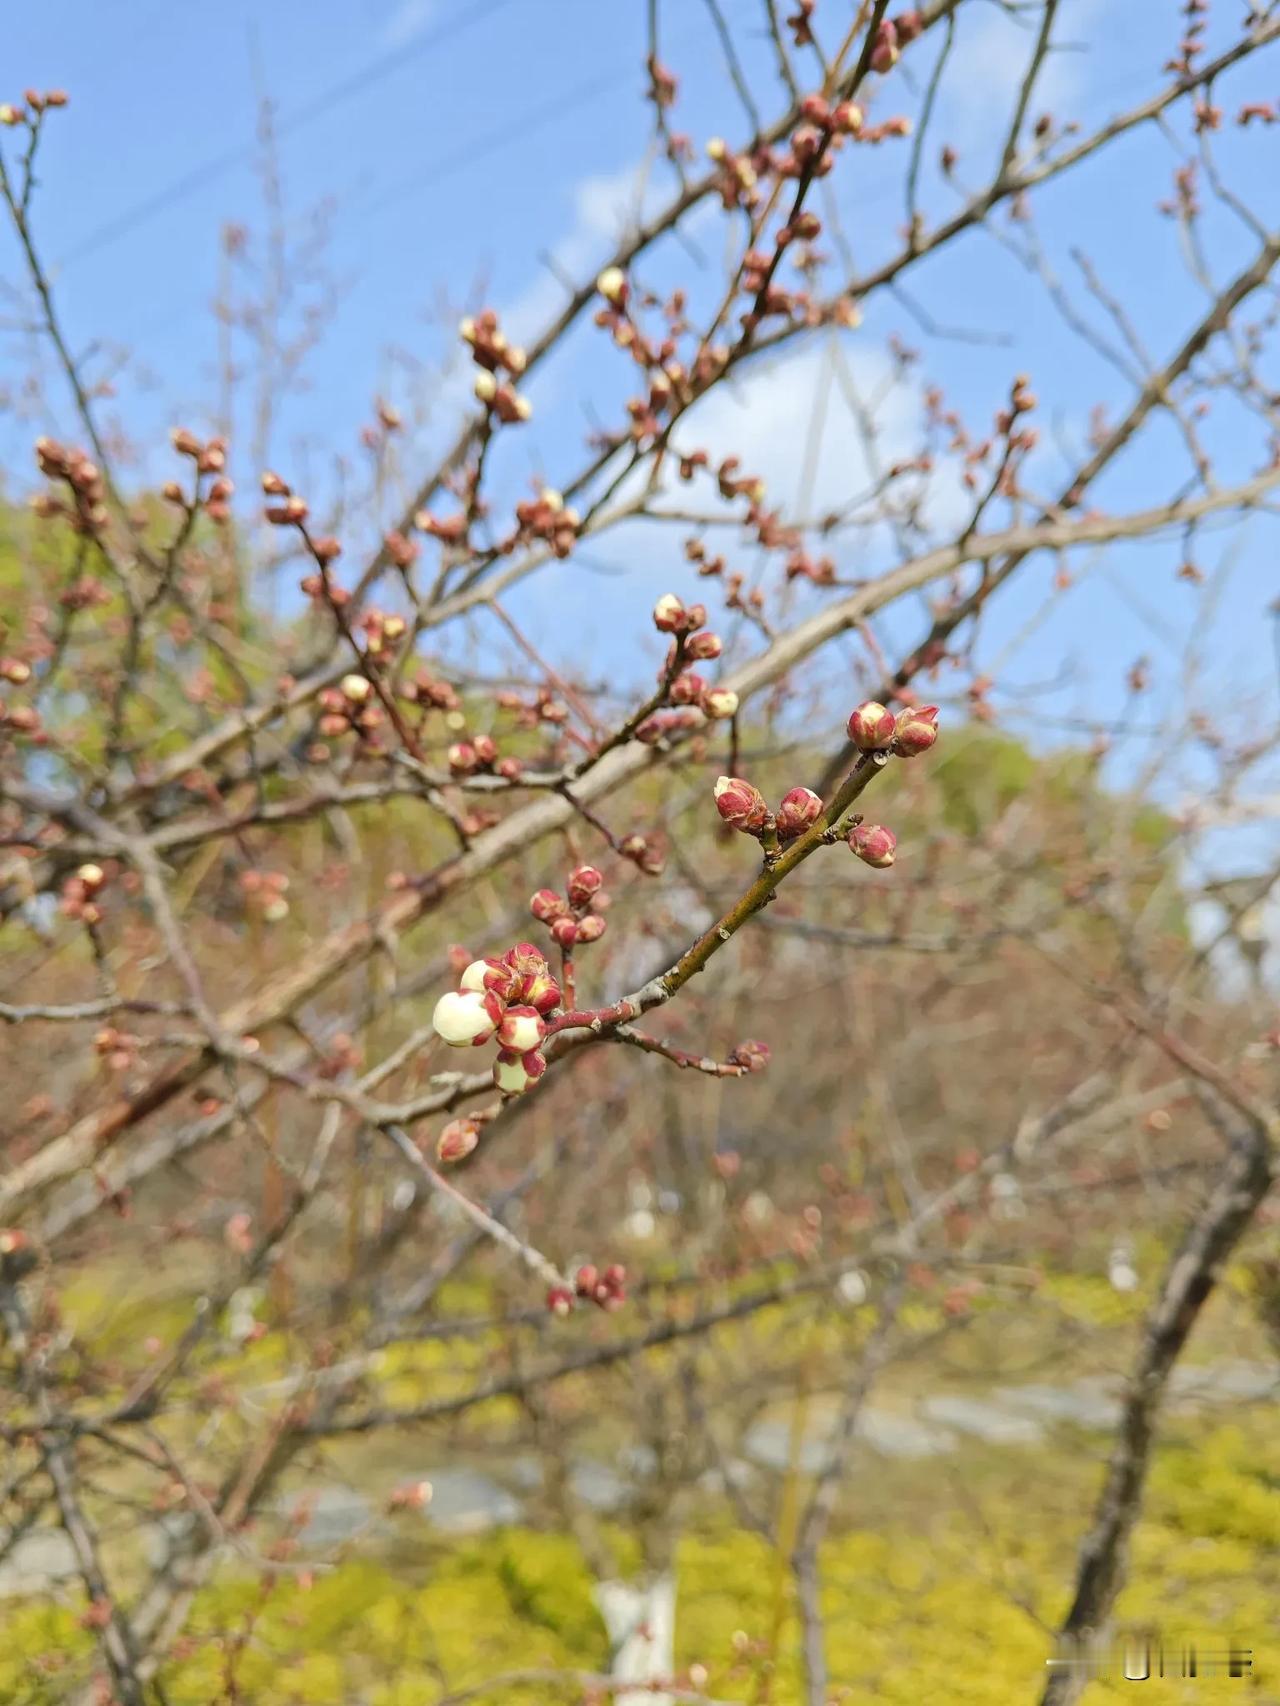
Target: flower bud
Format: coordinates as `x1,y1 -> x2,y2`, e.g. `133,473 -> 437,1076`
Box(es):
575,913 -> 606,944
460,957 -> 499,993
447,741 -> 478,775
848,823 -> 897,869
730,1039 -> 771,1072
437,1118 -> 481,1163
893,704 -> 939,757
432,988 -> 500,1047
669,671 -> 706,705
497,1005 -> 546,1053
700,686 -> 739,720
550,916 -> 579,948
530,887 -> 569,922
494,1047 -> 546,1095
775,786 -> 822,839
596,266 -> 628,306
474,370 -> 498,403
846,700 -> 896,750
566,864 -> 603,907
653,593 -> 686,632
575,1263 -> 599,1296
685,631 -> 722,661
340,673 -> 372,704
713,775 -> 767,832
546,1284 -> 575,1317
524,968 -> 562,1013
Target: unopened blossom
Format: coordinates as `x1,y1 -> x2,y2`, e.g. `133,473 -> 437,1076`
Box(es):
653,593 -> 687,632
437,1119 -> 481,1163
848,823 -> 897,868
530,888 -> 569,922
893,704 -> 939,757
846,700 -> 897,750
775,786 -> 822,839
700,686 -> 739,720
494,1047 -> 547,1096
432,988 -> 501,1047
596,265 -> 628,306
497,1005 -> 546,1053
714,775 -> 768,832
566,865 -> 603,907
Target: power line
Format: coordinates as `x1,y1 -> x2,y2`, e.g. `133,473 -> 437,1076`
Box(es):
58,0 -> 515,270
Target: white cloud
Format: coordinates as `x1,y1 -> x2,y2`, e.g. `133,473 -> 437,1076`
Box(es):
503,161 -> 662,347
380,0 -> 435,50
940,0 -> 1104,155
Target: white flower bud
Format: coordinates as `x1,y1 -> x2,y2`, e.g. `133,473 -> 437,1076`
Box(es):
432,989 -> 498,1048
460,959 -> 491,993
596,266 -> 627,305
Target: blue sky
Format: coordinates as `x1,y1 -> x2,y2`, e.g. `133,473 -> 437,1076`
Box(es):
2,0 -> 1278,885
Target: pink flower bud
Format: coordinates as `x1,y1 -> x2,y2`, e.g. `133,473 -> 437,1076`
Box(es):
730,1040 -> 771,1072
575,1263 -> 599,1296
670,671 -> 706,705
870,18 -> 899,72
432,988 -> 501,1047
775,786 -> 822,839
685,631 -> 722,661
653,593 -> 686,632
523,968 -> 562,1014
575,914 -> 606,944
714,775 -> 767,832
893,704 -> 939,757
846,700 -> 897,750
497,1005 -> 546,1053
566,865 -> 603,907
447,741 -> 478,775
471,734 -> 498,766
437,1118 -> 481,1163
848,824 -> 897,869
546,1285 -> 575,1317
551,916 -> 579,948
700,686 -> 739,720
530,888 -> 569,922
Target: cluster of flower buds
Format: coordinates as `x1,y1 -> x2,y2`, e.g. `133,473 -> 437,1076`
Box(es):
0,89 -> 67,126
319,674 -> 383,740
432,943 -> 561,1096
530,863 -> 609,949
160,429 -> 234,522
413,508 -> 467,545
31,438 -> 108,535
401,672 -> 460,714
94,1026 -> 139,1073
513,486 -> 579,559
618,830 -> 668,876
785,546 -> 838,585
360,608 -> 408,662
460,310 -> 531,423
846,699 -> 939,758
650,595 -> 737,722
706,136 -> 761,210
713,776 -> 824,842
445,732 -> 521,781
728,1039 -> 772,1073
546,1261 -> 628,1317
61,861 -> 108,926
239,868 -> 290,923
261,469 -> 313,538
